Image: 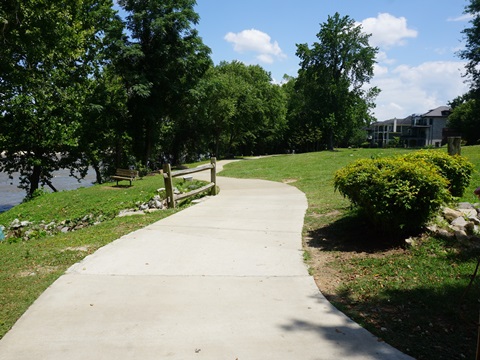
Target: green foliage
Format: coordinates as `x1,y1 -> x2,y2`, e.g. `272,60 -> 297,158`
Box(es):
192,61 -> 287,158
459,0 -> 480,92
0,0 -> 120,195
447,98 -> 480,145
295,12 -> 379,150
334,156 -> 451,235
404,150 -> 475,197
117,0 -> 212,165
454,1 -> 480,146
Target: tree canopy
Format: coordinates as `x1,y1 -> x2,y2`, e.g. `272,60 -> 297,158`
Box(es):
117,0 -> 212,165
192,61 -> 287,158
448,93 -> 480,145
0,0 -> 120,195
459,0 -> 480,93
448,0 -> 480,145
295,13 -> 379,150
1,3 -> 390,199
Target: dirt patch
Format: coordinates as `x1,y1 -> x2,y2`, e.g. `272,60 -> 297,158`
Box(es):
17,266 -> 60,278
304,236 -> 406,297
62,246 -> 91,252
282,178 -> 298,184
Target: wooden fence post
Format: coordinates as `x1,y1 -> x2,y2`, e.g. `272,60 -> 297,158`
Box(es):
163,163 -> 175,209
447,136 -> 461,156
210,157 -> 217,196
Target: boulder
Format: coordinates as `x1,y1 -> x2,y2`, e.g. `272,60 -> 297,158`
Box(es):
451,217 -> 468,230
437,229 -> 454,240
442,207 -> 463,222
458,202 -> 475,209
459,208 -> 478,218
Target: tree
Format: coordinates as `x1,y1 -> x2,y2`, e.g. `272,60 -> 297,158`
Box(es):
0,0 -> 120,196
283,76 -> 323,153
117,0 -> 212,166
295,12 -> 379,150
448,94 -> 480,145
193,61 -> 287,158
62,67 -> 130,184
459,0 -> 480,94
452,0 -> 480,144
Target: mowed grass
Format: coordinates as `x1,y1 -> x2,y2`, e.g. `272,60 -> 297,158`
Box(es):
220,146 -> 480,360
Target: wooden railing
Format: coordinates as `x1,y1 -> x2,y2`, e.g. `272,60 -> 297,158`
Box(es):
162,157 -> 217,208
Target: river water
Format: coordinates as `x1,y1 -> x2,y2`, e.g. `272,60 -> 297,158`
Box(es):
0,169 -> 97,213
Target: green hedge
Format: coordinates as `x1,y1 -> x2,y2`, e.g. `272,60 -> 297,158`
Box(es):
334,156 -> 452,235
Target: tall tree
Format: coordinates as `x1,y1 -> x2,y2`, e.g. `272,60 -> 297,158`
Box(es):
295,13 -> 379,150
117,0 -> 212,165
0,0 -> 120,196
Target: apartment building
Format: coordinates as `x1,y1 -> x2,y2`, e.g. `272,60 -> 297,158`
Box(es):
368,106 -> 451,147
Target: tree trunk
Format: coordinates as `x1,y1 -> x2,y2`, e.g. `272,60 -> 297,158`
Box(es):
92,161 -> 103,184
44,178 -> 58,192
29,165 -> 42,196
327,131 -> 334,151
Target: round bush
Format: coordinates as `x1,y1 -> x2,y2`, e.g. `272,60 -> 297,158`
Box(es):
334,157 -> 451,235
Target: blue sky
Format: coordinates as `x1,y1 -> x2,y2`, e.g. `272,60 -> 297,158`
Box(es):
193,0 -> 472,121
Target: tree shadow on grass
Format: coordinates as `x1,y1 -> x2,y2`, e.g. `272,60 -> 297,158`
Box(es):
306,211 -> 407,254
330,284 -> 478,360
278,283 -> 478,359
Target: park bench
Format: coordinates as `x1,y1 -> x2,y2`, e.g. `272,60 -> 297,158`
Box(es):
111,168 -> 139,186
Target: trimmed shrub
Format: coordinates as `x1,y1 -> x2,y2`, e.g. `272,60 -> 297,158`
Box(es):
334,157 -> 451,235
403,150 -> 474,197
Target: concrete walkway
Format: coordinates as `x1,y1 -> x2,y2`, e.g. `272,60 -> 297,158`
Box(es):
0,161 -> 413,360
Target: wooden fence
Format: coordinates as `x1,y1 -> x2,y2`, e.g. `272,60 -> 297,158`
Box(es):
162,157 -> 217,208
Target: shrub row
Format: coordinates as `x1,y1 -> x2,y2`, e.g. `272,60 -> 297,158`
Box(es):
333,150 -> 474,235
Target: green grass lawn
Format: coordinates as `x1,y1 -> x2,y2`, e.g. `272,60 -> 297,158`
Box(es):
1,146 -> 479,360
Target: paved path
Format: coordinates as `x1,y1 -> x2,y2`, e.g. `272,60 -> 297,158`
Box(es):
0,161 -> 413,360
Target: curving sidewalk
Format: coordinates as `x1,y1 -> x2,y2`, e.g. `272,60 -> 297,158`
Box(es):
0,161 -> 413,360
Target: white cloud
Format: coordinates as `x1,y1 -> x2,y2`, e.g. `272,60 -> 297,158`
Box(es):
376,51 -> 391,63
257,54 -> 274,64
448,14 -> 474,22
358,13 -> 418,48
374,63 -> 389,77
371,61 -> 468,120
224,28 -> 286,64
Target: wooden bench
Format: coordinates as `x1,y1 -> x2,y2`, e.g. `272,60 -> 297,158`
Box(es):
111,168 -> 139,186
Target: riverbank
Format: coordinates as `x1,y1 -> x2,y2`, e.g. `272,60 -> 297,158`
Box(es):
0,169 -> 97,213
